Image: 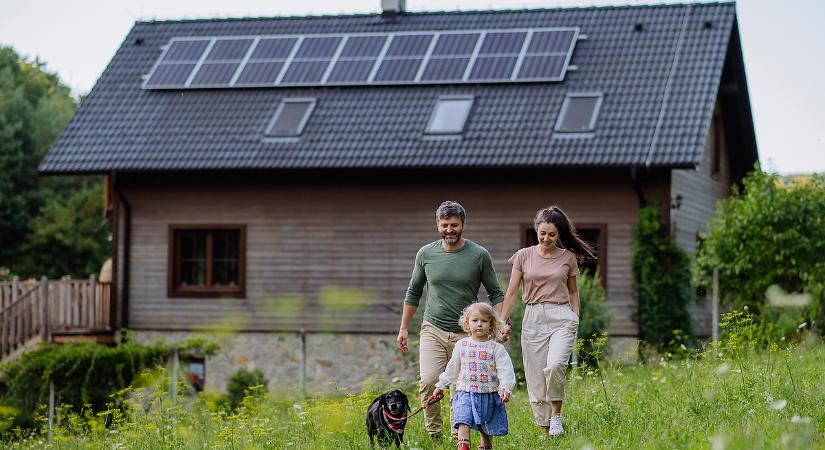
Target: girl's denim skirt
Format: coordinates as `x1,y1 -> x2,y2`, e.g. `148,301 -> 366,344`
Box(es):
451,391 -> 508,436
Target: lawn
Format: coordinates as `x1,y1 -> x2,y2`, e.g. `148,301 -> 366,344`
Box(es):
7,343 -> 825,449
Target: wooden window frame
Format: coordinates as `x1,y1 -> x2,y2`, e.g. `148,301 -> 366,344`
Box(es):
521,222 -> 607,288
168,224 -> 247,298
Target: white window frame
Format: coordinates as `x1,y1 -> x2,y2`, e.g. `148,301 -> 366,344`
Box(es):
554,92 -> 604,133
264,97 -> 317,137
426,95 -> 475,135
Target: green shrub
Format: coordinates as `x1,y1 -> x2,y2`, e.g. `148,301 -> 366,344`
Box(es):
694,168 -> 825,335
577,270 -> 612,364
0,337 -> 216,435
632,206 -> 693,349
226,368 -> 268,410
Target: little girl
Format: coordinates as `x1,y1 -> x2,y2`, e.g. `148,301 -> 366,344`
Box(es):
431,302 -> 516,450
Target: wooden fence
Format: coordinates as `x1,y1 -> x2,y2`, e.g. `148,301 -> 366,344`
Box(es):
0,276 -> 111,359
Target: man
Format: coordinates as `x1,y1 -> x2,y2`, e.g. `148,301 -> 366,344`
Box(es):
396,200 -> 505,439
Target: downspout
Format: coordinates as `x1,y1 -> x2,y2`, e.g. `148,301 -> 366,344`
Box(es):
112,172 -> 131,329
630,166 -> 647,209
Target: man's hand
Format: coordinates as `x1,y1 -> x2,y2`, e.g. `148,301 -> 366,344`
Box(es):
498,388 -> 510,403
396,327 -> 409,352
497,322 -> 513,343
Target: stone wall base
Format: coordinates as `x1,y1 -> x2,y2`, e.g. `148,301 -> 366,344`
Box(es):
132,331 -> 418,395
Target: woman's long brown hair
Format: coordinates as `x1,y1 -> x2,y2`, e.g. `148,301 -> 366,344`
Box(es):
534,206 -> 596,261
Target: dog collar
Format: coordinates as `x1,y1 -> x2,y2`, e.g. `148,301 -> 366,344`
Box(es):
381,406 -> 406,434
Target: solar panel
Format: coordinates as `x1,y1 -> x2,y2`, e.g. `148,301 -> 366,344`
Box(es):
420,57 -> 470,81
516,55 -> 567,80
341,35 -> 387,57
326,59 -> 376,83
143,27 -> 579,89
295,36 -> 342,58
235,61 -> 284,85
163,40 -> 210,61
374,58 -> 423,82
386,34 -> 433,57
206,39 -> 254,60
251,38 -> 298,59
479,32 -> 526,55
432,33 -> 479,56
281,61 -> 330,84
469,56 -> 518,80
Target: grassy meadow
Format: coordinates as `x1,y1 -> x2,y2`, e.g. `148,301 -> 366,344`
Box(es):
6,339 -> 824,449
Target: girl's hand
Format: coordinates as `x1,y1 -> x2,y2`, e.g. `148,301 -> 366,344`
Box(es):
498,388 -> 510,403
424,388 -> 444,408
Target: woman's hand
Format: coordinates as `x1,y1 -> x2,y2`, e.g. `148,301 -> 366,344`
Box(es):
498,388 -> 510,403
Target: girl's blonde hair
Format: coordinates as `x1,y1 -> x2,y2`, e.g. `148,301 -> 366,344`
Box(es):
458,302 -> 505,340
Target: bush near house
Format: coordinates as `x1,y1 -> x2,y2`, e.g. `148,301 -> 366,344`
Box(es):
0,338 -> 216,436
694,168 -> 825,336
632,206 -> 693,350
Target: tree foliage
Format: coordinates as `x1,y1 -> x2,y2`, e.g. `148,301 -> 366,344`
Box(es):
0,46 -> 108,278
694,168 -> 825,331
632,206 -> 693,347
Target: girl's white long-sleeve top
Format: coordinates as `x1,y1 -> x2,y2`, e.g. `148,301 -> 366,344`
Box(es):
435,337 -> 516,394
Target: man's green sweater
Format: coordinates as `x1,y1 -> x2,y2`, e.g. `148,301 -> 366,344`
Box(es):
404,239 -> 504,333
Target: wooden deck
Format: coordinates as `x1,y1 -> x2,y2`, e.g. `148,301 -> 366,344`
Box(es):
0,276 -> 112,359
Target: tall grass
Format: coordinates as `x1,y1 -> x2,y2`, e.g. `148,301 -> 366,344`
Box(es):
5,341 -> 824,449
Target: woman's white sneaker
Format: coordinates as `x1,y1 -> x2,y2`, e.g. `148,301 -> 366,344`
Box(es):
549,414 -> 564,436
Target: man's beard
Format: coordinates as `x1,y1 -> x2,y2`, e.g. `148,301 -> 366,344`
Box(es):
442,231 -> 462,243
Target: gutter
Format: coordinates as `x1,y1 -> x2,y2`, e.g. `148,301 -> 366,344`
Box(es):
112,172 -> 131,329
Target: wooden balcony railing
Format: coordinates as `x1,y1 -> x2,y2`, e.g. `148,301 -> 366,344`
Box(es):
0,276 -> 111,359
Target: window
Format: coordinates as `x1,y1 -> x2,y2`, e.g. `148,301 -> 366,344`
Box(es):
183,358 -> 205,392
554,93 -> 603,133
168,225 -> 246,297
522,223 -> 606,287
426,96 -> 474,134
265,98 -> 316,137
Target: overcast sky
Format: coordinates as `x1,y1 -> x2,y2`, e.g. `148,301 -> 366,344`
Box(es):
2,0 -> 823,174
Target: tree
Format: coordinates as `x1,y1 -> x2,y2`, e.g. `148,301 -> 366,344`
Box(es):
0,46 -> 77,269
694,167 -> 825,331
632,206 -> 693,347
17,180 -> 110,278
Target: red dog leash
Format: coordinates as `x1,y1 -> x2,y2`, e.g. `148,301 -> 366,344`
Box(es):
381,391 -> 444,422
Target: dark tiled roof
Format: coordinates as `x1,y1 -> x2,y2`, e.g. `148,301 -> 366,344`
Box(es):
40,2 -> 738,174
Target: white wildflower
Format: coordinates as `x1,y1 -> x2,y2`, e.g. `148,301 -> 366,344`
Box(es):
714,362 -> 730,375
770,399 -> 787,410
791,415 -> 811,423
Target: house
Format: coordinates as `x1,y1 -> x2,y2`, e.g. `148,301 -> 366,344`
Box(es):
37,1 -> 757,393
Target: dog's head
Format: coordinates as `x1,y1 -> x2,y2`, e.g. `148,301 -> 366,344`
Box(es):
383,389 -> 409,417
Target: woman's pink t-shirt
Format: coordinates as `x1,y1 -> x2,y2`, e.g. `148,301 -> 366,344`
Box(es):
508,246 -> 579,304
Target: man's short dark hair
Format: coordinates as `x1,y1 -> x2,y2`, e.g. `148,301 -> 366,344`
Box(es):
436,201 -> 466,223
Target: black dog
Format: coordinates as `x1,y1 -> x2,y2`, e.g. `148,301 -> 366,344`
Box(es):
366,389 -> 410,448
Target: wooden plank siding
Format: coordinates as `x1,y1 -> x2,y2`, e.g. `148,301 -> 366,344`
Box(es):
117,169 -> 665,336
671,103 -> 731,254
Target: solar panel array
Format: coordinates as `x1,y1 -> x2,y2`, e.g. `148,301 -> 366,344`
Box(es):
143,28 -> 579,89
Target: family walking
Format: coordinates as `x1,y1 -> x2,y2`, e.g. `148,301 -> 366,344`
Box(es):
397,201 -> 594,449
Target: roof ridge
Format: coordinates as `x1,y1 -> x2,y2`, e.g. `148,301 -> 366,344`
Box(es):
134,1 -> 735,26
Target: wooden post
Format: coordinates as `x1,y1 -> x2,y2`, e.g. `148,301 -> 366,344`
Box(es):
712,268 -> 720,343
89,274 -> 97,328
41,277 -> 50,342
48,380 -> 55,442
11,277 -> 18,352
169,348 -> 179,402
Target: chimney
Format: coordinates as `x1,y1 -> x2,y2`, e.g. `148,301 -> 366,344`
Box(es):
382,0 -> 405,22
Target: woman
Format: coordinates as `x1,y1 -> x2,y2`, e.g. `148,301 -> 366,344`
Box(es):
500,206 -> 595,437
